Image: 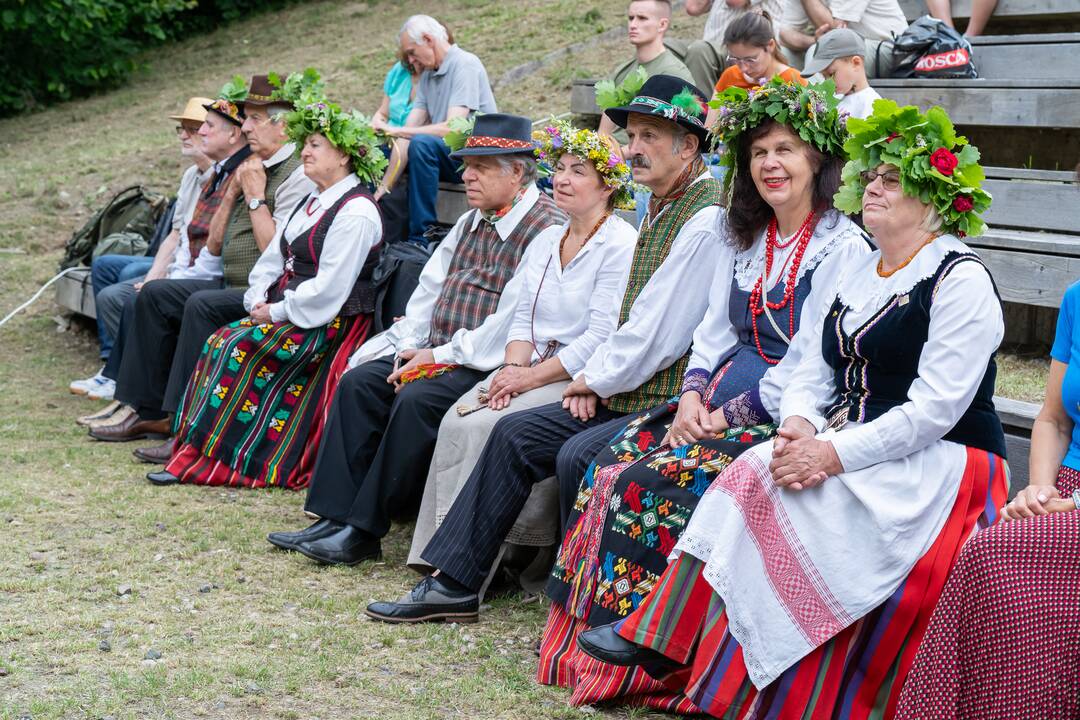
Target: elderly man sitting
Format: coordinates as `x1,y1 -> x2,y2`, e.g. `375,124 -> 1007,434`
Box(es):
377,14 -> 498,246
266,114 -> 566,565
365,75 -> 726,624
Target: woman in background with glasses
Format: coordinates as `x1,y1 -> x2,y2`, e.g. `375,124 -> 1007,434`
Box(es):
707,10 -> 805,114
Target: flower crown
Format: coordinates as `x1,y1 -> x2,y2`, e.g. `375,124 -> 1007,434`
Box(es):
282,101 -> 387,186
533,118 -> 638,210
205,74 -> 248,123
709,78 -> 848,198
268,67 -> 325,108
833,99 -> 990,237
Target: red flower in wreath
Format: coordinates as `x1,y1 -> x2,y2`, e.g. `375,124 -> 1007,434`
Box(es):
930,147 -> 958,175
885,132 -> 901,143
953,195 -> 974,212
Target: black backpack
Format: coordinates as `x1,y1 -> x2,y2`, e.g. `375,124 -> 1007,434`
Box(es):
889,16 -> 978,79
59,185 -> 169,270
369,224 -> 453,333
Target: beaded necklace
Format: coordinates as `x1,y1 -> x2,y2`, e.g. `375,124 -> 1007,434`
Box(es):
876,233 -> 938,277
747,210 -> 819,365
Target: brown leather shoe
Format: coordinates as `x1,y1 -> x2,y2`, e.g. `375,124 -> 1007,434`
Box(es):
88,413 -> 171,442
133,437 -> 175,464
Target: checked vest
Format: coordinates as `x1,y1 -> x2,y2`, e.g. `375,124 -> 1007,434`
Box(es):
185,146 -> 252,265
606,178 -> 724,414
266,186 -> 381,317
428,192 -> 564,347
221,153 -> 304,289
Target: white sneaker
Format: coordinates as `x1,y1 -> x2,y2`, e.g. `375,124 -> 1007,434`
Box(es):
69,368 -> 109,396
87,378 -> 116,400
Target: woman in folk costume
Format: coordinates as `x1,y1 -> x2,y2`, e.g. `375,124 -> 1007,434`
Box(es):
897,225 -> 1080,719
575,99 -> 1009,719
157,83 -> 389,490
538,79 -> 869,708
405,120 -> 638,576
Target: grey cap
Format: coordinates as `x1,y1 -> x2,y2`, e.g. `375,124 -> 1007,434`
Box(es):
801,28 -> 866,77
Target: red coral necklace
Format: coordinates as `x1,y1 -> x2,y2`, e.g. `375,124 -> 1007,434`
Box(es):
748,210 -> 818,365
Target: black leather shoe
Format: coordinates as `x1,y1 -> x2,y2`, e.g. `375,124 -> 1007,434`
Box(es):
146,470 -> 180,486
267,519 -> 345,552
293,525 -> 381,566
364,574 -> 479,624
577,624 -> 678,671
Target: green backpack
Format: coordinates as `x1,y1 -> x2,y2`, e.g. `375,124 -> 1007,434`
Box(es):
59,185 -> 168,269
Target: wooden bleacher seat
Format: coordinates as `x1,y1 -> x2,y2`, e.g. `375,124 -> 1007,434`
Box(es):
899,0 -> 1080,25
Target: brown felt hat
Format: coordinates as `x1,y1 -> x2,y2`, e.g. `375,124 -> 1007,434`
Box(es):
243,74 -> 283,107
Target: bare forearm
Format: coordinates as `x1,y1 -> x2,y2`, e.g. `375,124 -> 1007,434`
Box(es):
685,0 -> 713,16
530,356 -> 571,387
801,0 -> 835,27
1030,415 -> 1073,487
779,26 -> 815,51
249,207 -> 277,252
393,121 -> 451,139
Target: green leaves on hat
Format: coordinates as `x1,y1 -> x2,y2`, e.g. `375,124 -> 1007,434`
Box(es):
443,115 -> 477,154
834,98 -> 991,237
218,75 -> 248,103
594,66 -> 647,110
268,67 -> 325,107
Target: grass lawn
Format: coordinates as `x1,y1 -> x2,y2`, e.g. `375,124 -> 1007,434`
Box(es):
0,1 -> 1050,718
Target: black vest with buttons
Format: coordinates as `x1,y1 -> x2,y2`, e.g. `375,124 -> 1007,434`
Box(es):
821,250 -> 1007,459
266,186 -> 380,317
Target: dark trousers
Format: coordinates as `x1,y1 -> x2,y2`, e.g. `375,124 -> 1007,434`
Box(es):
303,355 -> 486,539
102,290 -> 138,381
406,134 -> 463,245
114,278 -> 244,419
420,401 -> 629,591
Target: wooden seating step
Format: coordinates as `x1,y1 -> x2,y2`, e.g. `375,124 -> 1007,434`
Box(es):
899,0 -> 1080,24
969,33 -> 1080,81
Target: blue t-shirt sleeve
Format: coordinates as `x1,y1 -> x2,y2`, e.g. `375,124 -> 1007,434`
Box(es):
1051,283 -> 1079,363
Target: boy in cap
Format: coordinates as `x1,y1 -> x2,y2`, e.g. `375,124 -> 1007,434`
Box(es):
801,27 -> 882,119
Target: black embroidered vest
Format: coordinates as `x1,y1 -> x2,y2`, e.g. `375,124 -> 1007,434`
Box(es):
266,186 -> 381,317
821,250 -> 1006,459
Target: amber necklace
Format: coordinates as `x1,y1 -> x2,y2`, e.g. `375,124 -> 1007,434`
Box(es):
876,233 -> 938,277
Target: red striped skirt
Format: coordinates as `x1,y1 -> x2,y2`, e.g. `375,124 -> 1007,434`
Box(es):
543,447 -> 1008,718
895,465 -> 1080,719
166,314 -> 369,489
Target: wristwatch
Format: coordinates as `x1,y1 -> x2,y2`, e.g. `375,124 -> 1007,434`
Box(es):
248,198 -> 266,211
1071,488 -> 1080,510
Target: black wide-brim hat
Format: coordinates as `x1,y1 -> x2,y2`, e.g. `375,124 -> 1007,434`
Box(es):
450,113 -> 536,159
605,74 -> 710,146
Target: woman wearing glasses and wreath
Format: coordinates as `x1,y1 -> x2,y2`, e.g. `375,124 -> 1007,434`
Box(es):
537,79 -> 868,710
405,120 -> 639,575
575,100 -> 1008,719
708,11 -> 805,109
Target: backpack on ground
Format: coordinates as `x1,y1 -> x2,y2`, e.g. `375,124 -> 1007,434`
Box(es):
60,185 -> 169,269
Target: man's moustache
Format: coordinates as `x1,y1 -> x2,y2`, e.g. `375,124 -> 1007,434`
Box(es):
630,155 -> 651,169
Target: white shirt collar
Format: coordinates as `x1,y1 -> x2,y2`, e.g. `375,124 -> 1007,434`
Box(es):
468,183 -> 542,241
309,174 -> 361,211
263,142 -> 297,168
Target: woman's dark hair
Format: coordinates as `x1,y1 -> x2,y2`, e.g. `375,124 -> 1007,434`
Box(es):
726,118 -> 845,250
723,10 -> 785,64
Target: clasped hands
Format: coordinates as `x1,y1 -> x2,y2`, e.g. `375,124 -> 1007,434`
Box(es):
1000,485 -> 1076,522
769,417 -> 842,491
486,364 -> 537,411
562,376 -> 603,421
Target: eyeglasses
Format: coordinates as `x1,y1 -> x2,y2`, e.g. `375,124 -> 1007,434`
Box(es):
175,124 -> 200,135
726,50 -> 764,66
859,169 -> 902,191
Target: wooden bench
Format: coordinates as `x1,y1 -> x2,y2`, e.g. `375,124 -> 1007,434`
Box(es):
969,33 -> 1080,81
870,79 -> 1080,128
55,182 -> 476,319
994,395 -> 1038,495
899,0 -> 1080,25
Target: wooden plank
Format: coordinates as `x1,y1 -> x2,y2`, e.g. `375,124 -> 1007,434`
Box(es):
982,177 -> 1080,234
899,0 -> 1080,22
973,228 -> 1080,257
972,42 -> 1080,81
867,85 -> 1080,128
435,183 -> 469,225
571,79 -> 602,116
1004,433 -> 1031,497
872,79 -> 1080,89
972,246 -> 1080,307
994,395 -> 1039,430
54,268 -> 96,319
970,32 -> 1080,44
984,166 -> 1078,183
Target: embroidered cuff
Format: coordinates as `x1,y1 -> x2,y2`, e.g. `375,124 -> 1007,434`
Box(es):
721,388 -> 772,428
681,368 -> 710,397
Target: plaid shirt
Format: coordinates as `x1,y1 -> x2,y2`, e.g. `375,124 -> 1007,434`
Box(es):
607,178 -> 724,414
428,191 -> 563,347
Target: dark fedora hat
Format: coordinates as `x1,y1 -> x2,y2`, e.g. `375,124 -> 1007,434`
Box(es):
449,113 -> 536,159
605,74 -> 710,145
243,74 -> 285,108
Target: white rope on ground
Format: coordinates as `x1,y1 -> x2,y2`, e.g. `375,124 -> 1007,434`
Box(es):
0,267 -> 84,329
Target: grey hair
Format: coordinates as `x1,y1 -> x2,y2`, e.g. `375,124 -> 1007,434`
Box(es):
921,205 -> 944,234
493,154 -> 539,186
401,15 -> 449,44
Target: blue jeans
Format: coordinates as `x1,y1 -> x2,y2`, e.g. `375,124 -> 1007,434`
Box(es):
91,254 -> 154,359
406,133 -> 463,245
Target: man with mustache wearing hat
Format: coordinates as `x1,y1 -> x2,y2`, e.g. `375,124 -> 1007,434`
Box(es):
91,74 -> 314,455
365,76 -> 729,624
266,113 -> 566,566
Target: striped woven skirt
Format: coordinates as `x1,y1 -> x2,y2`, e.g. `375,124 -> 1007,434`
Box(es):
166,314 -> 370,489
598,447 -> 1008,719
896,466 -> 1080,720
537,396 -> 773,710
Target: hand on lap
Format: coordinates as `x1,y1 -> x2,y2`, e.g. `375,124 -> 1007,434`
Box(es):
663,391 -> 713,447
1001,485 -> 1076,521
387,348 -> 436,390
770,422 -> 841,491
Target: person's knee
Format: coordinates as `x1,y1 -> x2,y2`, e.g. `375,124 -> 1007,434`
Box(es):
97,284 -> 131,316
